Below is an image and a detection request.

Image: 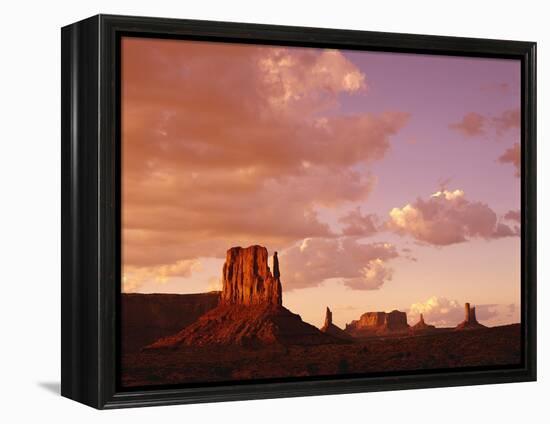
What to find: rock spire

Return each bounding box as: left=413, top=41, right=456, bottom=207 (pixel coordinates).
left=411, top=312, right=436, bottom=333
left=455, top=302, right=486, bottom=330
left=320, top=306, right=353, bottom=340
left=324, top=306, right=333, bottom=328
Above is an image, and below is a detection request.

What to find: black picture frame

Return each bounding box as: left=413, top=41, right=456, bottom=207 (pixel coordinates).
left=61, top=14, right=537, bottom=409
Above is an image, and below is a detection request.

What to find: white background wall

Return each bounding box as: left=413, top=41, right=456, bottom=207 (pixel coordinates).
left=1, top=0, right=546, bottom=421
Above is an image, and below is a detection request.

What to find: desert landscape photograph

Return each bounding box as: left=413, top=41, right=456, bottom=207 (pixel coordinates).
left=120, top=36, right=521, bottom=388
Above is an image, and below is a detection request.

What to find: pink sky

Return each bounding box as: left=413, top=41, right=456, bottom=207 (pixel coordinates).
left=121, top=37, right=521, bottom=328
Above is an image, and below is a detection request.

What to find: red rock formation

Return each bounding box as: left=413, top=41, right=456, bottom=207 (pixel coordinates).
left=273, top=251, right=280, bottom=279
left=320, top=307, right=354, bottom=340
left=221, top=246, right=282, bottom=306
left=147, top=303, right=338, bottom=347
left=146, top=246, right=340, bottom=348
left=471, top=306, right=477, bottom=322
left=324, top=306, right=333, bottom=328
left=345, top=310, right=409, bottom=337
left=455, top=302, right=486, bottom=330
left=410, top=313, right=436, bottom=333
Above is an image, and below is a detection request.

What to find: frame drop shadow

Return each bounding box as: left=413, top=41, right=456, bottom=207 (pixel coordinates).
left=37, top=381, right=60, bottom=395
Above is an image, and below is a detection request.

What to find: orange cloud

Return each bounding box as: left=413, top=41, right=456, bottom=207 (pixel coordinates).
left=338, top=207, right=379, bottom=236
left=123, top=259, right=201, bottom=292
left=450, top=108, right=520, bottom=139
left=504, top=209, right=521, bottom=222
left=122, top=38, right=410, bottom=271
left=498, top=143, right=520, bottom=177
left=259, top=48, right=367, bottom=112
left=123, top=166, right=376, bottom=267
left=449, top=112, right=486, bottom=137
left=280, top=237, right=398, bottom=290
left=388, top=189, right=518, bottom=245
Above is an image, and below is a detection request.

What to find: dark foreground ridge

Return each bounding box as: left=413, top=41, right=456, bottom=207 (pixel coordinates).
left=121, top=292, right=220, bottom=352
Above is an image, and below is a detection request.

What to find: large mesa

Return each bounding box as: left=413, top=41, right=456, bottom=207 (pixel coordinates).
left=345, top=310, right=409, bottom=337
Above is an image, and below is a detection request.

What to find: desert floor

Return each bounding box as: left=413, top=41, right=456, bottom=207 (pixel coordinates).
left=121, top=324, right=521, bottom=388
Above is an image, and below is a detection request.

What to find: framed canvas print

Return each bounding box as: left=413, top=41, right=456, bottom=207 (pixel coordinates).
left=61, top=14, right=536, bottom=409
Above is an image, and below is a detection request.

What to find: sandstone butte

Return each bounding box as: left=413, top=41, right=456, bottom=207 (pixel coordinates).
left=345, top=310, right=410, bottom=337
left=145, top=245, right=342, bottom=349
left=220, top=246, right=282, bottom=306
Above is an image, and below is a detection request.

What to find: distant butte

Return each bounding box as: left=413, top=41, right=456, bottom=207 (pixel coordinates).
left=145, top=245, right=342, bottom=348
left=345, top=310, right=410, bottom=337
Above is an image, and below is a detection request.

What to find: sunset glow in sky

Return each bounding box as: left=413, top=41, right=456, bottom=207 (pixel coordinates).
left=122, top=37, right=521, bottom=328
